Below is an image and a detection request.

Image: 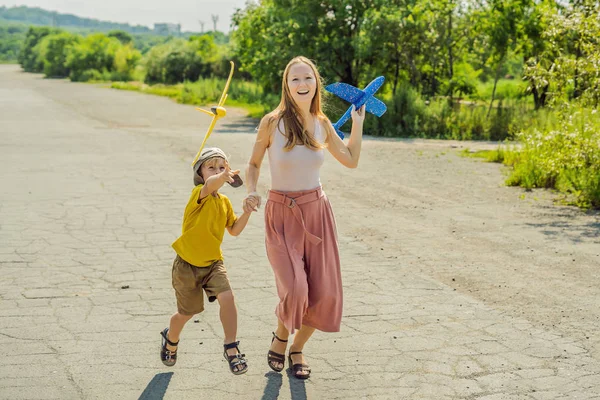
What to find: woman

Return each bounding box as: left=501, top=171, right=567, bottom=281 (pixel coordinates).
left=243, top=56, right=365, bottom=379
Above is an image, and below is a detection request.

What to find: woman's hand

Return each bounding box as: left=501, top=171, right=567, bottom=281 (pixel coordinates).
left=351, top=104, right=366, bottom=125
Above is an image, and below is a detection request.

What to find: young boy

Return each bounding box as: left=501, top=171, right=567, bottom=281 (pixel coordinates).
left=160, top=147, right=257, bottom=375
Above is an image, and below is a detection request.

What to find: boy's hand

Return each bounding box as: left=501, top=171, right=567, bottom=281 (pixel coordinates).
left=219, top=165, right=240, bottom=186
left=243, top=195, right=258, bottom=213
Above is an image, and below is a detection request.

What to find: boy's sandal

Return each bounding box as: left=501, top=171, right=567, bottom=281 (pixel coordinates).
left=288, top=351, right=311, bottom=379
left=267, top=332, right=288, bottom=372
left=223, top=341, right=248, bottom=375
left=160, top=327, right=179, bottom=367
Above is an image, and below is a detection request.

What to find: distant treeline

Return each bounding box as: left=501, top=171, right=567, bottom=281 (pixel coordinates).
left=17, top=26, right=235, bottom=84
left=0, top=6, right=154, bottom=34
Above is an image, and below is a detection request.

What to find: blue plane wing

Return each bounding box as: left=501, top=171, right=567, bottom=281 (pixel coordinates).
left=325, top=83, right=364, bottom=104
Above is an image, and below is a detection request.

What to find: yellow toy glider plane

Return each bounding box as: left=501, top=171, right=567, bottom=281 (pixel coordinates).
left=191, top=60, right=235, bottom=166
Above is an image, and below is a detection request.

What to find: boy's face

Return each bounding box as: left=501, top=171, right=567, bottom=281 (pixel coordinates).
left=199, top=157, right=227, bottom=183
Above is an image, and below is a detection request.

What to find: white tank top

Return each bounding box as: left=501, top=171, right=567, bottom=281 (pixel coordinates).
left=267, top=117, right=325, bottom=191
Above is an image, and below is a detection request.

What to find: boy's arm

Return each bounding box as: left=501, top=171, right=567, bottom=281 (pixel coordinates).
left=227, top=211, right=252, bottom=236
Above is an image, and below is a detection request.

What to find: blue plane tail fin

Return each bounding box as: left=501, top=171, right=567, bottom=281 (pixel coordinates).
left=365, top=96, right=387, bottom=117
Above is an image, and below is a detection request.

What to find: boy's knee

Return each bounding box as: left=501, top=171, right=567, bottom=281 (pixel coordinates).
left=175, top=312, right=195, bottom=321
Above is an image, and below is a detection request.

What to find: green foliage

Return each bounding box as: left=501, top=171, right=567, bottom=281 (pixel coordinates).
left=470, top=79, right=528, bottom=101
left=108, top=30, right=133, bottom=44
left=0, top=23, right=27, bottom=62
left=111, top=81, right=181, bottom=98
left=504, top=107, right=600, bottom=208
left=471, top=106, right=600, bottom=209
left=64, top=33, right=140, bottom=82
left=38, top=32, right=79, bottom=77
left=130, top=34, right=172, bottom=54
left=356, top=83, right=550, bottom=140
left=523, top=1, right=600, bottom=109
left=111, top=78, right=275, bottom=118
left=18, top=26, right=58, bottom=72
left=144, top=39, right=199, bottom=84
left=142, top=36, right=223, bottom=84
left=442, top=63, right=481, bottom=99
left=180, top=78, right=279, bottom=112
left=232, top=0, right=377, bottom=92
left=65, top=33, right=120, bottom=81
left=112, top=43, right=141, bottom=81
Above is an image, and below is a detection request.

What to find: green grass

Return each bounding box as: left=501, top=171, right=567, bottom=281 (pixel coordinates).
left=461, top=148, right=506, bottom=163
left=110, top=79, right=273, bottom=117
left=469, top=79, right=529, bottom=101
left=111, top=81, right=181, bottom=98
left=462, top=107, right=600, bottom=209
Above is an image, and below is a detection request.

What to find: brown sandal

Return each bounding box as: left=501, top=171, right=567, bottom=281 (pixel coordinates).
left=288, top=351, right=311, bottom=379
left=267, top=332, right=287, bottom=372
left=160, top=327, right=179, bottom=367
left=223, top=341, right=248, bottom=375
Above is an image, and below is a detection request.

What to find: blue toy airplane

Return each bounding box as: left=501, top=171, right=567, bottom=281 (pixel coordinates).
left=325, top=76, right=387, bottom=139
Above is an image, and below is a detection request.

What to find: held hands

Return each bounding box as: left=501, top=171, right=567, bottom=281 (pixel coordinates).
left=243, top=192, right=261, bottom=214
left=351, top=104, right=366, bottom=124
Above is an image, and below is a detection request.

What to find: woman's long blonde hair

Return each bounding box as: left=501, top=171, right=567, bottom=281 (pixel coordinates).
left=269, top=56, right=332, bottom=151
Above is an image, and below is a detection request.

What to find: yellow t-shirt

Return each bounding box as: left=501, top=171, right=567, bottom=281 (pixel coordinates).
left=172, top=185, right=237, bottom=267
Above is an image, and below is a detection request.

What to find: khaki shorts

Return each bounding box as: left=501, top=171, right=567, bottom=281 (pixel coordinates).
left=172, top=255, right=231, bottom=315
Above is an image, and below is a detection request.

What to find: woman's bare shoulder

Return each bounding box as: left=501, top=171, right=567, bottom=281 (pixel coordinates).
left=316, top=114, right=335, bottom=141
left=256, top=111, right=280, bottom=146
left=261, top=111, right=280, bottom=128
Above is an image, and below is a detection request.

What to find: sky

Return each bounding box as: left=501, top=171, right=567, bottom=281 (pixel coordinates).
left=0, top=0, right=251, bottom=32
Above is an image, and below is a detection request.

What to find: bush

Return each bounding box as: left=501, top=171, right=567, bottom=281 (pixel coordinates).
left=470, top=79, right=528, bottom=101
left=38, top=32, right=80, bottom=78
left=360, top=83, right=540, bottom=140
left=503, top=107, right=600, bottom=209
left=112, top=43, right=141, bottom=81
left=66, top=33, right=121, bottom=81
left=19, top=26, right=58, bottom=72
left=0, top=24, right=27, bottom=62
left=143, top=38, right=217, bottom=85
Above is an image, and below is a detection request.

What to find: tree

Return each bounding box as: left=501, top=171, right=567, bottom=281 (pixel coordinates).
left=480, top=0, right=531, bottom=117
left=523, top=0, right=600, bottom=108
left=66, top=33, right=121, bottom=81
left=19, top=26, right=59, bottom=72
left=0, top=24, right=27, bottom=62
left=38, top=32, right=80, bottom=77
left=232, top=0, right=377, bottom=92
left=108, top=30, right=133, bottom=45
left=143, top=39, right=209, bottom=84
left=113, top=43, right=141, bottom=81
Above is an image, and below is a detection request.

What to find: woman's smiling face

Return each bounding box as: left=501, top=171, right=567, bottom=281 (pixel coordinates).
left=287, top=62, right=317, bottom=106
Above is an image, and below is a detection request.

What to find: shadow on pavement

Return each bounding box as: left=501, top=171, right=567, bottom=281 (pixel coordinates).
left=215, top=119, right=259, bottom=134
left=524, top=206, right=600, bottom=243
left=287, top=369, right=307, bottom=400
left=139, top=372, right=174, bottom=400
left=261, top=371, right=283, bottom=400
